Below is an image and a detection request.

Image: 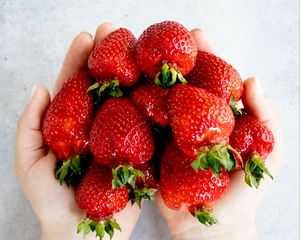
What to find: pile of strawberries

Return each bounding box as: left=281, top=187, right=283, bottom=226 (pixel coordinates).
left=42, top=21, right=275, bottom=239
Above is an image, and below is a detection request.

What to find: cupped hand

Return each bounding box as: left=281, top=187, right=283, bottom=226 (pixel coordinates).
left=14, top=23, right=140, bottom=240
left=156, top=28, right=284, bottom=240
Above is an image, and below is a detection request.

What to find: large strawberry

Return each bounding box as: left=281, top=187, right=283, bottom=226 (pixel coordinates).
left=42, top=70, right=94, bottom=185
left=160, top=140, right=230, bottom=225
left=168, top=84, right=241, bottom=176
left=130, top=81, right=169, bottom=127
left=89, top=98, right=155, bottom=191
left=229, top=113, right=274, bottom=188
left=88, top=28, right=140, bottom=97
left=186, top=51, right=243, bottom=105
left=76, top=162, right=128, bottom=240
left=135, top=21, right=197, bottom=88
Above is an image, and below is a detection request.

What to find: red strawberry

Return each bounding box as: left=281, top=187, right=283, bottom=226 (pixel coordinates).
left=76, top=162, right=128, bottom=239
left=130, top=82, right=169, bottom=127
left=186, top=51, right=243, bottom=106
left=42, top=70, right=94, bottom=184
left=135, top=21, right=197, bottom=88
left=89, top=98, right=155, bottom=190
left=160, top=140, right=230, bottom=225
left=168, top=84, right=240, bottom=176
left=88, top=28, right=140, bottom=97
left=229, top=113, right=274, bottom=188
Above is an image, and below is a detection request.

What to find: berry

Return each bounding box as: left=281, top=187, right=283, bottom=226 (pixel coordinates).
left=135, top=21, right=197, bottom=88
left=229, top=113, right=274, bottom=188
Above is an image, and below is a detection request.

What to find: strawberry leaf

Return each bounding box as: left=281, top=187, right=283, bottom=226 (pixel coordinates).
left=244, top=154, right=273, bottom=188
left=193, top=208, right=218, bottom=226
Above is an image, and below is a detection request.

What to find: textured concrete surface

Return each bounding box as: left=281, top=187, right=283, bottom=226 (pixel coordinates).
left=0, top=0, right=299, bottom=239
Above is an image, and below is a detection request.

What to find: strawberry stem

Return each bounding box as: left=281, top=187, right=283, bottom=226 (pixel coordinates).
left=193, top=208, right=218, bottom=226
left=191, top=144, right=241, bottom=178
left=244, top=154, right=273, bottom=188
left=55, top=155, right=81, bottom=187
left=77, top=217, right=121, bottom=240
left=154, top=63, right=187, bottom=88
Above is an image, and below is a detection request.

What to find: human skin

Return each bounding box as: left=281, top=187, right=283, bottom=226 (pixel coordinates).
left=14, top=24, right=284, bottom=240
left=156, top=29, right=284, bottom=240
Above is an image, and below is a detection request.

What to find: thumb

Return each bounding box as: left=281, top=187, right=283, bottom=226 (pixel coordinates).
left=15, top=84, right=51, bottom=174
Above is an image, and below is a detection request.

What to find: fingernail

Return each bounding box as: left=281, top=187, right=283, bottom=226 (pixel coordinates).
left=30, top=84, right=37, bottom=101
left=255, top=78, right=264, bottom=96
left=80, top=32, right=93, bottom=39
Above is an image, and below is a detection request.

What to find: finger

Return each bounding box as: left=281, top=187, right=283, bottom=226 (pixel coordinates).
left=94, top=22, right=117, bottom=44
left=15, top=84, right=51, bottom=174
left=242, top=77, right=277, bottom=123
left=53, top=32, right=94, bottom=97
left=190, top=28, right=216, bottom=54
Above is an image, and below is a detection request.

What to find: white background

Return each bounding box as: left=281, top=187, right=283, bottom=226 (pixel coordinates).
left=0, top=0, right=299, bottom=239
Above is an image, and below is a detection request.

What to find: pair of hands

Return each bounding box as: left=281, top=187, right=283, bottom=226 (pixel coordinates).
left=15, top=23, right=284, bottom=240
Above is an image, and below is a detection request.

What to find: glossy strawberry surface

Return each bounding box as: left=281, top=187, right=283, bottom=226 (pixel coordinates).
left=230, top=114, right=274, bottom=167
left=168, top=84, right=235, bottom=157
left=130, top=82, right=169, bottom=127
left=160, top=140, right=230, bottom=210
left=75, top=162, right=128, bottom=221
left=89, top=98, right=154, bottom=167
left=186, top=51, right=243, bottom=103
left=42, top=70, right=94, bottom=160
left=88, top=28, right=140, bottom=86
left=135, top=21, right=197, bottom=79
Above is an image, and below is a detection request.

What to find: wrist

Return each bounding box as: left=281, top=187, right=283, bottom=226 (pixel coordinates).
left=173, top=221, right=259, bottom=240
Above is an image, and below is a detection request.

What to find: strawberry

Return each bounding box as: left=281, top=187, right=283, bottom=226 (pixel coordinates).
left=135, top=21, right=197, bottom=88
left=229, top=113, right=274, bottom=188
left=89, top=98, right=155, bottom=190
left=186, top=51, right=243, bottom=115
left=76, top=162, right=128, bottom=239
left=42, top=70, right=94, bottom=185
left=160, top=140, right=230, bottom=225
left=168, top=84, right=241, bottom=176
left=130, top=81, right=169, bottom=127
left=88, top=28, right=140, bottom=97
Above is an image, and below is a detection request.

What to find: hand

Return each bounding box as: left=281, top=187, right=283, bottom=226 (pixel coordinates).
left=156, top=28, right=284, bottom=240
left=14, top=23, right=141, bottom=240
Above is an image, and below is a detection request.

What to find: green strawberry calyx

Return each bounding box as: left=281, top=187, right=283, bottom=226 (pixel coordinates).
left=112, top=165, right=145, bottom=189
left=55, top=155, right=81, bottom=187
left=77, top=217, right=121, bottom=240
left=244, top=154, right=273, bottom=188
left=193, top=207, right=218, bottom=226
left=130, top=187, right=158, bottom=208
left=87, top=80, right=123, bottom=102
left=112, top=165, right=158, bottom=207
left=155, top=63, right=187, bottom=88
left=191, top=144, right=242, bottom=178
left=229, top=95, right=243, bottom=117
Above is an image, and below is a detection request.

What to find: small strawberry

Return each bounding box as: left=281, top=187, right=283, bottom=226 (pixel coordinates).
left=135, top=21, right=197, bottom=88
left=168, top=84, right=241, bottom=176
left=186, top=51, right=243, bottom=114
left=229, top=113, right=274, bottom=188
left=160, top=140, right=230, bottom=225
left=42, top=70, right=94, bottom=185
left=130, top=82, right=169, bottom=127
left=76, top=162, right=128, bottom=240
left=88, top=28, right=140, bottom=97
left=89, top=98, right=155, bottom=190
